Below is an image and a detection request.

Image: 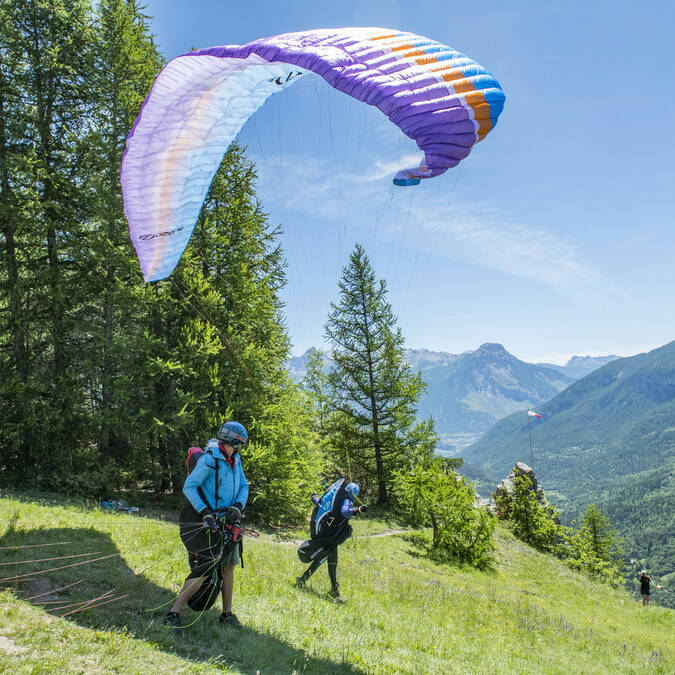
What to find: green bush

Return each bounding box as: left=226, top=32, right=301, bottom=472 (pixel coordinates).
left=393, top=458, right=495, bottom=570
left=494, top=474, right=561, bottom=553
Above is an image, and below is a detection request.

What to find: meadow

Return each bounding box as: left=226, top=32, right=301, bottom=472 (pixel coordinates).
left=0, top=493, right=672, bottom=674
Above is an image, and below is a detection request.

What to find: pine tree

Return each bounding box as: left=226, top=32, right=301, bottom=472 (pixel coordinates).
left=0, top=2, right=325, bottom=512
left=392, top=457, right=495, bottom=570
left=494, top=474, right=561, bottom=553
left=134, top=144, right=326, bottom=513
left=83, top=0, right=163, bottom=475
left=0, top=0, right=95, bottom=484
left=564, top=503, right=624, bottom=585
left=325, top=244, right=436, bottom=503
left=0, top=0, right=33, bottom=467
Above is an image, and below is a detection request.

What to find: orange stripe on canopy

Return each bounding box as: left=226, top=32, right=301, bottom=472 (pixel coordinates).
left=415, top=55, right=440, bottom=66
left=431, top=65, right=467, bottom=81
left=391, top=43, right=416, bottom=52
left=462, top=91, right=493, bottom=139
left=451, top=79, right=477, bottom=94
left=402, top=48, right=428, bottom=58
left=370, top=33, right=399, bottom=41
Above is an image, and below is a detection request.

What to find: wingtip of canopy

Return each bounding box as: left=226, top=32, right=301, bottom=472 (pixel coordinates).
left=393, top=177, right=420, bottom=186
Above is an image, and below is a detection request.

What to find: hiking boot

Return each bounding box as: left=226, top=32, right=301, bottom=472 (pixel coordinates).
left=295, top=576, right=307, bottom=589
left=219, top=612, right=242, bottom=628
left=329, top=586, right=344, bottom=604
left=163, top=611, right=184, bottom=634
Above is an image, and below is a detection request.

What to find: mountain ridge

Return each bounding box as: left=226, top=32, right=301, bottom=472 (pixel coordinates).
left=287, top=344, right=617, bottom=450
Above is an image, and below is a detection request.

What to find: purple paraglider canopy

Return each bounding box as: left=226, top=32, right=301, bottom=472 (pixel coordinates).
left=121, top=27, right=505, bottom=282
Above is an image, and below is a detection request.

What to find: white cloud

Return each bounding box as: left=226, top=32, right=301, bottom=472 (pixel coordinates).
left=413, top=199, right=624, bottom=295
left=251, top=150, right=623, bottom=297
left=362, top=153, right=425, bottom=182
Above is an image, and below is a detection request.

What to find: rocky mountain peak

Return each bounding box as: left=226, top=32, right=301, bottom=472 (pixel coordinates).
left=473, top=343, right=509, bottom=359
left=566, top=354, right=619, bottom=369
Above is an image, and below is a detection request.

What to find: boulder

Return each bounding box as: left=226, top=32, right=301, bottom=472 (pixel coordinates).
left=494, top=462, right=538, bottom=499
left=473, top=492, right=492, bottom=510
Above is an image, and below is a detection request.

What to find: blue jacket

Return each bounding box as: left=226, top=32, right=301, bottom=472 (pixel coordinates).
left=183, top=439, right=248, bottom=514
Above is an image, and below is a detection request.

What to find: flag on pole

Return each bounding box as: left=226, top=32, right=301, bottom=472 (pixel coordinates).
left=528, top=410, right=542, bottom=418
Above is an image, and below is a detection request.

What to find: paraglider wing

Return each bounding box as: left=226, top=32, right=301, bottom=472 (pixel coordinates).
left=121, top=28, right=505, bottom=282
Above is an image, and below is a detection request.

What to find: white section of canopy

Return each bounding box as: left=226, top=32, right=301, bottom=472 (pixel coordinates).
left=122, top=54, right=306, bottom=281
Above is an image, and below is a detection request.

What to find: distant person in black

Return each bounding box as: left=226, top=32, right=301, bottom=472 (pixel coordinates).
left=640, top=570, right=650, bottom=606
left=639, top=570, right=664, bottom=606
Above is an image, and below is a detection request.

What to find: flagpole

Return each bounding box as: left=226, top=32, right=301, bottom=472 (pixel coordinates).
left=528, top=413, right=534, bottom=469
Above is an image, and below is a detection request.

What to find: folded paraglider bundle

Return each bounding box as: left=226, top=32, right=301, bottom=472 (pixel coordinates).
left=297, top=521, right=352, bottom=564
left=298, top=478, right=354, bottom=563
left=187, top=518, right=243, bottom=611
left=188, top=563, right=223, bottom=612
left=311, top=478, right=350, bottom=538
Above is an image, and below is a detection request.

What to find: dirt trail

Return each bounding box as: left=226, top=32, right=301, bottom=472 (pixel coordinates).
left=252, top=528, right=412, bottom=546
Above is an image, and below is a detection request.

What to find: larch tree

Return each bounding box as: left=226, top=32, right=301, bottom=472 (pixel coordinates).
left=84, top=0, right=164, bottom=472
left=325, top=243, right=436, bottom=503
left=138, top=143, right=325, bottom=512
left=302, top=348, right=331, bottom=436
left=564, top=503, right=625, bottom=585
left=0, top=2, right=325, bottom=517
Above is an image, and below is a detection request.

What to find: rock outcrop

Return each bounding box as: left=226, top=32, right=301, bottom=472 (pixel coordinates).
left=493, top=462, right=554, bottom=517
left=494, top=462, right=541, bottom=498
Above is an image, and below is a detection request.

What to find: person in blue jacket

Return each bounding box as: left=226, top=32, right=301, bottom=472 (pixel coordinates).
left=164, top=421, right=249, bottom=630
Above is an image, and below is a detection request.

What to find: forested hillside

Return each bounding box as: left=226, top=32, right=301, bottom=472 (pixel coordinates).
left=464, top=341, right=675, bottom=604
left=0, top=0, right=324, bottom=521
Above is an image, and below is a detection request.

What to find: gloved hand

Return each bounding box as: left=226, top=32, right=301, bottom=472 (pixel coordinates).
left=311, top=493, right=319, bottom=503
left=225, top=505, right=242, bottom=524
left=201, top=511, right=218, bottom=532
left=357, top=504, right=368, bottom=514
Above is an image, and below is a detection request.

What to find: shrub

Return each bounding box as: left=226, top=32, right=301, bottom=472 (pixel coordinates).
left=393, top=458, right=495, bottom=570
left=494, top=474, right=561, bottom=553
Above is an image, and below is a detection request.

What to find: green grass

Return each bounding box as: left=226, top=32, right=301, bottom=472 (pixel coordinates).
left=0, top=493, right=673, bottom=673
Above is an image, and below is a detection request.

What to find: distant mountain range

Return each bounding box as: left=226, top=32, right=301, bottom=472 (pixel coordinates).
left=536, top=354, right=619, bottom=380
left=287, top=345, right=618, bottom=450
left=414, top=343, right=575, bottom=450
left=463, top=341, right=675, bottom=599
left=286, top=342, right=674, bottom=600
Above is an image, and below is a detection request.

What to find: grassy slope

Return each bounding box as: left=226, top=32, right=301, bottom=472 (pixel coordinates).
left=0, top=494, right=673, bottom=674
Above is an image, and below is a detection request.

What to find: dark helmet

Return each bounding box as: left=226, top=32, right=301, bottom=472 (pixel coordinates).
left=218, top=421, right=248, bottom=451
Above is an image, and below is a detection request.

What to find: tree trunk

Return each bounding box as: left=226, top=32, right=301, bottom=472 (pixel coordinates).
left=361, top=291, right=387, bottom=504
left=430, top=509, right=438, bottom=547
left=157, top=434, right=170, bottom=493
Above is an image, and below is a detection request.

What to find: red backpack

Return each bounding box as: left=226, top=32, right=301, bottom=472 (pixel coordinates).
left=186, top=446, right=204, bottom=474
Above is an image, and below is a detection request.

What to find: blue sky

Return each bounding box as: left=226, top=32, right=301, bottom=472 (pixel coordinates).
left=143, top=0, right=675, bottom=364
